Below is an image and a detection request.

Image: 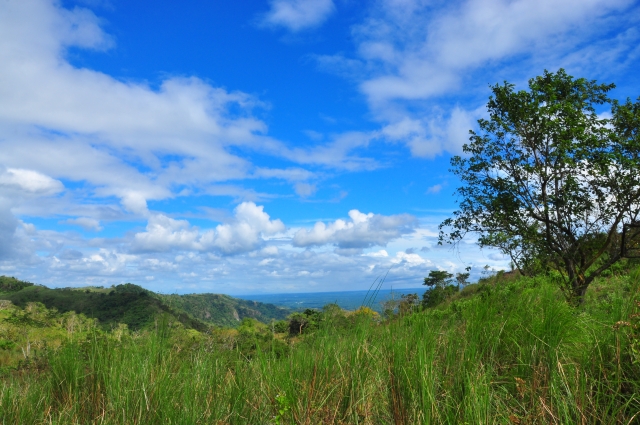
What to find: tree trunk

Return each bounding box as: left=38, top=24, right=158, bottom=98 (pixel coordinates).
left=571, top=273, right=588, bottom=305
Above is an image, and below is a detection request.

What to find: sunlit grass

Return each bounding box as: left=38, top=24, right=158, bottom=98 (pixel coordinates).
left=1, top=272, right=640, bottom=424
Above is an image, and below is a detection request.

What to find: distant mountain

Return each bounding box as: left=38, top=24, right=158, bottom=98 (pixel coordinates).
left=0, top=276, right=290, bottom=330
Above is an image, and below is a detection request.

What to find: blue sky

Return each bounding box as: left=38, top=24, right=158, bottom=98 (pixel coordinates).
left=0, top=0, right=639, bottom=294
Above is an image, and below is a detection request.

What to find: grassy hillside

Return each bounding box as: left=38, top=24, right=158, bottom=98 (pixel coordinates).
left=1, top=270, right=639, bottom=423
left=0, top=277, right=290, bottom=330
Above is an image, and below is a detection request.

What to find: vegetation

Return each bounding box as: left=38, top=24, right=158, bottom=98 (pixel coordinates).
left=440, top=69, right=640, bottom=301
left=0, top=278, right=290, bottom=330
left=421, top=270, right=458, bottom=309
left=159, top=293, right=290, bottom=328
left=1, top=268, right=640, bottom=423
left=0, top=275, right=34, bottom=293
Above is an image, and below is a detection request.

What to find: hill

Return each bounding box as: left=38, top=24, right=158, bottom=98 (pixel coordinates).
left=0, top=277, right=290, bottom=330
left=160, top=293, right=290, bottom=328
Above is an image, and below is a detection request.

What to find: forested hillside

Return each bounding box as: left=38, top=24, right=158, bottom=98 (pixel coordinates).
left=160, top=292, right=290, bottom=328
left=0, top=277, right=289, bottom=330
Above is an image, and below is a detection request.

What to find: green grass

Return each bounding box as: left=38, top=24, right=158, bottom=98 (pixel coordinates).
left=1, top=271, right=640, bottom=424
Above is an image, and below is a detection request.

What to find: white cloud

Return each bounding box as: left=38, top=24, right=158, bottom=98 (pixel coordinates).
left=258, top=131, right=380, bottom=171
left=63, top=217, right=103, bottom=231
left=320, top=0, right=638, bottom=157
left=358, top=0, right=634, bottom=104
left=260, top=245, right=280, bottom=257
left=253, top=167, right=315, bottom=182
left=426, top=184, right=442, bottom=194
left=133, top=215, right=202, bottom=252
left=0, top=167, right=64, bottom=196
left=261, top=0, right=335, bottom=32
left=132, top=202, right=285, bottom=255
left=293, top=209, right=418, bottom=249
left=294, top=182, right=317, bottom=197
left=378, top=105, right=480, bottom=158
left=213, top=202, right=285, bottom=254
left=0, top=0, right=391, bottom=230
left=391, top=251, right=428, bottom=266
left=0, top=0, right=274, bottom=217
left=0, top=203, right=19, bottom=260
left=0, top=209, right=511, bottom=293
left=364, top=249, right=389, bottom=257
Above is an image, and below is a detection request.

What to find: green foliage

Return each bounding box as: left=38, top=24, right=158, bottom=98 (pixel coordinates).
left=272, top=392, right=291, bottom=425
left=422, top=270, right=458, bottom=308
left=399, top=293, right=419, bottom=316
left=0, top=279, right=289, bottom=330
left=1, top=270, right=640, bottom=423
left=0, top=276, right=34, bottom=293
left=0, top=339, right=16, bottom=350
left=159, top=292, right=290, bottom=327
left=441, top=69, right=640, bottom=301
left=422, top=285, right=458, bottom=308
left=288, top=309, right=321, bottom=335
left=272, top=320, right=289, bottom=333
left=455, top=267, right=472, bottom=288
left=423, top=270, right=454, bottom=289
left=0, top=284, right=206, bottom=331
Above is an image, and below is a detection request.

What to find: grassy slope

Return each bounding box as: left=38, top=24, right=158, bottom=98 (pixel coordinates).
left=1, top=271, right=639, bottom=423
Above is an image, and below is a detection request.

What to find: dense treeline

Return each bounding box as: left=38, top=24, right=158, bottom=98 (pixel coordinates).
left=1, top=268, right=639, bottom=423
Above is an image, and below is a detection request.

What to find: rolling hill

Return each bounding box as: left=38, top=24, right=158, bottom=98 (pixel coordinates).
left=0, top=276, right=290, bottom=330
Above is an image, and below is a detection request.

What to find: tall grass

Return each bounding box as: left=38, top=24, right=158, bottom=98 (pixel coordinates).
left=1, top=273, right=639, bottom=424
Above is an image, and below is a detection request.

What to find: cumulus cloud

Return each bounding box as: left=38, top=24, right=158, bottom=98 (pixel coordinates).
left=0, top=167, right=64, bottom=196
left=213, top=202, right=285, bottom=254
left=0, top=0, right=276, bottom=217
left=132, top=202, right=285, bottom=255
left=391, top=251, right=429, bottom=266
left=261, top=0, right=335, bottom=32
left=293, top=209, right=418, bottom=249
left=0, top=209, right=511, bottom=293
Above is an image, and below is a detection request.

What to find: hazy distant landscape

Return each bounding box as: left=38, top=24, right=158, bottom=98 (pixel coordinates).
left=236, top=288, right=426, bottom=313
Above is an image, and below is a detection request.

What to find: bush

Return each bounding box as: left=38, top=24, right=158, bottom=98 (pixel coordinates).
left=422, top=284, right=458, bottom=309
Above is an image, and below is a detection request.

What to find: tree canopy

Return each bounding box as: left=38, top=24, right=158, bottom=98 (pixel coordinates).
left=423, top=270, right=454, bottom=289
left=440, top=69, right=640, bottom=301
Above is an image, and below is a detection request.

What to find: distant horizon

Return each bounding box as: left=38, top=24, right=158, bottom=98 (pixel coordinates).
left=8, top=271, right=499, bottom=297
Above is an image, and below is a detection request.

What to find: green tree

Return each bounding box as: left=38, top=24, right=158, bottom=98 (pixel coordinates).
left=455, top=267, right=471, bottom=290
left=440, top=69, right=640, bottom=302
left=423, top=270, right=454, bottom=289
left=422, top=270, right=456, bottom=309
left=398, top=293, right=419, bottom=316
